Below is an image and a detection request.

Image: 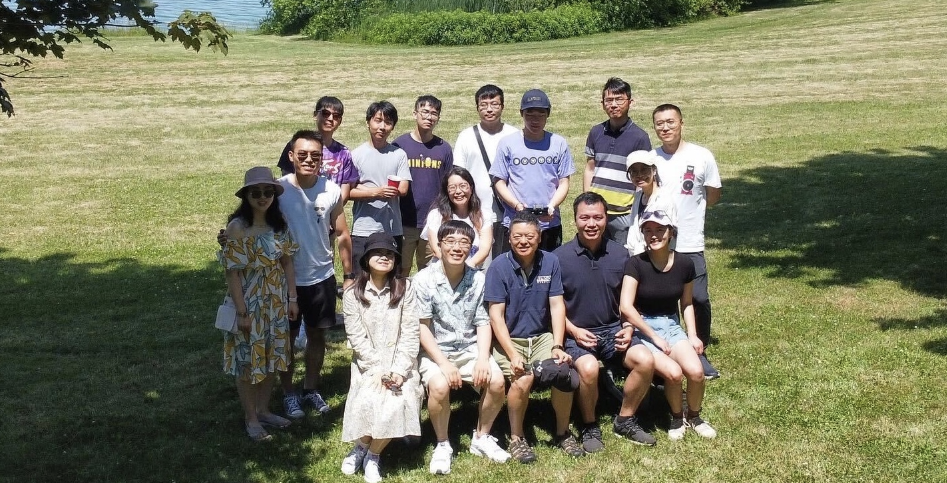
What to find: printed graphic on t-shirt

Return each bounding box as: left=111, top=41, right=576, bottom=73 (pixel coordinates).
left=511, top=155, right=562, bottom=166
left=681, top=165, right=696, bottom=195
left=410, top=157, right=445, bottom=169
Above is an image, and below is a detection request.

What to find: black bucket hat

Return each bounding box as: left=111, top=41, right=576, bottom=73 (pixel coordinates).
left=359, top=232, right=401, bottom=269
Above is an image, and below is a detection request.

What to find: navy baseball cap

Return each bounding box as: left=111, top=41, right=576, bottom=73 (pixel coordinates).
left=520, top=89, right=551, bottom=111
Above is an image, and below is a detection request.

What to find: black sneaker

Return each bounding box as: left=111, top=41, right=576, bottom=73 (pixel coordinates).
left=508, top=438, right=537, bottom=464
left=699, top=354, right=720, bottom=380
left=579, top=424, right=605, bottom=453
left=613, top=416, right=656, bottom=446
left=554, top=431, right=585, bottom=457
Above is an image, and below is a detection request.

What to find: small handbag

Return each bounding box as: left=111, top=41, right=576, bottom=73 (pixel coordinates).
left=215, top=297, right=240, bottom=334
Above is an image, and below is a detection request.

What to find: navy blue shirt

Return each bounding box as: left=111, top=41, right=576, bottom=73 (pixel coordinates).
left=484, top=250, right=565, bottom=338
left=553, top=237, right=629, bottom=329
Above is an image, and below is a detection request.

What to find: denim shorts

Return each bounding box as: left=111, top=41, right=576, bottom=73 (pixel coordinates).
left=636, top=314, right=688, bottom=353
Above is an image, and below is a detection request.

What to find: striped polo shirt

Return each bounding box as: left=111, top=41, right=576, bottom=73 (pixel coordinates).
left=584, top=119, right=652, bottom=215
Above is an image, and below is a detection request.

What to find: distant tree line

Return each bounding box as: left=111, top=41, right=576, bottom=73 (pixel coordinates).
left=261, top=0, right=746, bottom=45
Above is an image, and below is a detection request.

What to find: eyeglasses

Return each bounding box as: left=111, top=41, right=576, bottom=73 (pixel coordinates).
left=654, top=119, right=679, bottom=129
left=417, top=109, right=440, bottom=120
left=248, top=188, right=276, bottom=199
left=629, top=167, right=653, bottom=178
left=477, top=102, right=502, bottom=110
left=294, top=151, right=322, bottom=164
left=440, top=238, right=472, bottom=249
left=319, top=109, right=341, bottom=120
left=447, top=182, right=470, bottom=194
left=602, top=97, right=629, bottom=106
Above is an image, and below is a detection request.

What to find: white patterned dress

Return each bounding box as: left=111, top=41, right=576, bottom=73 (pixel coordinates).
left=341, top=281, right=422, bottom=441
left=219, top=229, right=298, bottom=383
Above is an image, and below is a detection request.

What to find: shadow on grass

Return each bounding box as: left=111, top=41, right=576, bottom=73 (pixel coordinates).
left=712, top=146, right=947, bottom=351
left=742, top=0, right=838, bottom=12
left=0, top=249, right=349, bottom=482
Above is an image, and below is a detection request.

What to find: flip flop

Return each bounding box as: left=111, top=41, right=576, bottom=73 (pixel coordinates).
left=257, top=413, right=292, bottom=429
left=245, top=423, right=273, bottom=442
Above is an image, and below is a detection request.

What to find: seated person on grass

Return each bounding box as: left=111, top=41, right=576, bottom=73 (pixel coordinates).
left=552, top=192, right=657, bottom=452
left=485, top=210, right=580, bottom=462
left=413, top=220, right=511, bottom=475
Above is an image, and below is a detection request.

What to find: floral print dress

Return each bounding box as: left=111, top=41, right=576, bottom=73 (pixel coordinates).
left=220, top=229, right=298, bottom=383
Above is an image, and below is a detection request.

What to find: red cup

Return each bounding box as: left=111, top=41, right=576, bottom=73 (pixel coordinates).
left=387, top=175, right=402, bottom=188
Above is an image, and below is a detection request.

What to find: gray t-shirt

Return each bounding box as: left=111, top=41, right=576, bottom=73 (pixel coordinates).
left=351, top=141, right=412, bottom=237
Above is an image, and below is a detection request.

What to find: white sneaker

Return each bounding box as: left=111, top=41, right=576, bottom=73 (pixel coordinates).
left=429, top=442, right=453, bottom=475
left=687, top=416, right=718, bottom=439
left=341, top=443, right=368, bottom=475
left=469, top=431, right=510, bottom=463
left=668, top=418, right=686, bottom=441
left=362, top=453, right=382, bottom=483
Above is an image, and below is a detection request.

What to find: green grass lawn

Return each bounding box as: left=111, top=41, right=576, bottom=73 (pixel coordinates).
left=2, top=0, right=946, bottom=481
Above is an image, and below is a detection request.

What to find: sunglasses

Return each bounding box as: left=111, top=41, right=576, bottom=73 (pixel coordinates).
left=248, top=188, right=276, bottom=199
left=319, top=109, right=341, bottom=120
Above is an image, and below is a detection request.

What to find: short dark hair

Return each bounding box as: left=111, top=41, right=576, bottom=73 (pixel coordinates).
left=572, top=192, right=607, bottom=217
left=510, top=210, right=541, bottom=231
left=602, top=77, right=632, bottom=99
left=290, top=129, right=324, bottom=150
left=475, top=84, right=504, bottom=106
left=437, top=220, right=475, bottom=244
left=415, top=95, right=442, bottom=112
left=314, top=96, right=344, bottom=116
left=653, top=103, right=682, bottom=120
left=366, top=100, right=399, bottom=126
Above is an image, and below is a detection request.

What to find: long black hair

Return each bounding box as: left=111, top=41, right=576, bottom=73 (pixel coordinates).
left=433, top=166, right=483, bottom=232
left=227, top=193, right=288, bottom=233
left=353, top=249, right=407, bottom=308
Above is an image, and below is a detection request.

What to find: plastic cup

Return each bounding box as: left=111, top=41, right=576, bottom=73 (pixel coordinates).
left=387, top=175, right=402, bottom=188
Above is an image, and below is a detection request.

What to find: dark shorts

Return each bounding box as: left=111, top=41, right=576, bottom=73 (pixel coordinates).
left=565, top=322, right=642, bottom=365
left=289, top=277, right=338, bottom=331
left=351, top=234, right=404, bottom=275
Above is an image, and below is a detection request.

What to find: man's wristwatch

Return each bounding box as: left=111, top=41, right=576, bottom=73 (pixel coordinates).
left=551, top=344, right=564, bottom=351
left=343, top=272, right=356, bottom=280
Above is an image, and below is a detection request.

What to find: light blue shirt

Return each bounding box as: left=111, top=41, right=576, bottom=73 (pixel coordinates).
left=413, top=262, right=488, bottom=355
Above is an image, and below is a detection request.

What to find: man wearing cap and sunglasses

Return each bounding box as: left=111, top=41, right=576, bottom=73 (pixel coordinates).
left=485, top=210, right=579, bottom=462
left=490, top=88, right=575, bottom=253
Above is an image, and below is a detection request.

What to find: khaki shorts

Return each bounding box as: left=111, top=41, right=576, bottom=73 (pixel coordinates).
left=418, top=348, right=503, bottom=389
left=492, top=332, right=554, bottom=377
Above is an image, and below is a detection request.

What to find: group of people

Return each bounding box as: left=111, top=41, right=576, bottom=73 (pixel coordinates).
left=217, top=78, right=723, bottom=482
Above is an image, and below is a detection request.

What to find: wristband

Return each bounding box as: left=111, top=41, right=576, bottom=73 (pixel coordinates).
left=343, top=272, right=356, bottom=280
left=621, top=322, right=633, bottom=329
left=238, top=311, right=248, bottom=318
left=551, top=344, right=564, bottom=351
left=288, top=297, right=298, bottom=302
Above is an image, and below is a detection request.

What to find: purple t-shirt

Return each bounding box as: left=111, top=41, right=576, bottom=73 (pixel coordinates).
left=277, top=139, right=358, bottom=187
left=490, top=131, right=576, bottom=229
left=393, top=133, right=454, bottom=228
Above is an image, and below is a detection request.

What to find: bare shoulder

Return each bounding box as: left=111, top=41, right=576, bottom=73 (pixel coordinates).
left=225, top=218, right=248, bottom=239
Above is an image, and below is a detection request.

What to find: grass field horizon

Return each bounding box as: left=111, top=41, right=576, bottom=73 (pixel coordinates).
left=2, top=0, right=946, bottom=481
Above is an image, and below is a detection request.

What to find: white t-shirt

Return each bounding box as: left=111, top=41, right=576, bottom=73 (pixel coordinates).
left=421, top=209, right=496, bottom=270
left=654, top=142, right=722, bottom=252
left=453, top=123, right=520, bottom=221
left=278, top=175, right=341, bottom=285
left=624, top=187, right=678, bottom=256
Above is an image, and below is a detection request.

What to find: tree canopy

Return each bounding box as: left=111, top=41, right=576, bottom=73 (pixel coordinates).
left=0, top=0, right=231, bottom=117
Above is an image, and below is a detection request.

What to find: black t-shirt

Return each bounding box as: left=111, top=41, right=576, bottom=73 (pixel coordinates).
left=624, top=251, right=696, bottom=317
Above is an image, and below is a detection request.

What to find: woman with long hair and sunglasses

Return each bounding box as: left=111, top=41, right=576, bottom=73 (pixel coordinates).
left=619, top=210, right=717, bottom=441
left=219, top=166, right=299, bottom=442
left=624, top=150, right=677, bottom=256
left=340, top=232, right=421, bottom=483
left=423, top=166, right=494, bottom=269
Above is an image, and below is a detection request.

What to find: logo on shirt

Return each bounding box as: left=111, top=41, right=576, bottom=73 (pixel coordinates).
left=536, top=275, right=551, bottom=284
left=313, top=203, right=327, bottom=224
left=681, top=165, right=696, bottom=195
left=511, top=156, right=559, bottom=166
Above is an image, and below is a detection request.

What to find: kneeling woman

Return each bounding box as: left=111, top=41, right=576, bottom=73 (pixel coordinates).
left=341, top=232, right=422, bottom=483
left=619, top=211, right=717, bottom=440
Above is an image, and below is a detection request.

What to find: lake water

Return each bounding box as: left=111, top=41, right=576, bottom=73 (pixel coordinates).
left=151, top=0, right=270, bottom=29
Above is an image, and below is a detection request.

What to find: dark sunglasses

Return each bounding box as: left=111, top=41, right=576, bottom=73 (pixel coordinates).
left=319, top=109, right=341, bottom=119
left=248, top=188, right=276, bottom=199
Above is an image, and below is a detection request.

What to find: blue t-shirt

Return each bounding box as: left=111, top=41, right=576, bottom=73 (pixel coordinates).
left=489, top=131, right=576, bottom=229
left=484, top=250, right=564, bottom=338
left=393, top=133, right=454, bottom=229
left=553, top=237, right=629, bottom=329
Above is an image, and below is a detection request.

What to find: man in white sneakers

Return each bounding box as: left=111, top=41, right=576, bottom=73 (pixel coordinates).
left=414, top=220, right=511, bottom=475
left=652, top=104, right=723, bottom=379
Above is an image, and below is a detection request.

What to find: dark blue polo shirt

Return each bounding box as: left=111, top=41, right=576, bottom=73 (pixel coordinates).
left=553, top=237, right=629, bottom=329
left=484, top=250, right=565, bottom=338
